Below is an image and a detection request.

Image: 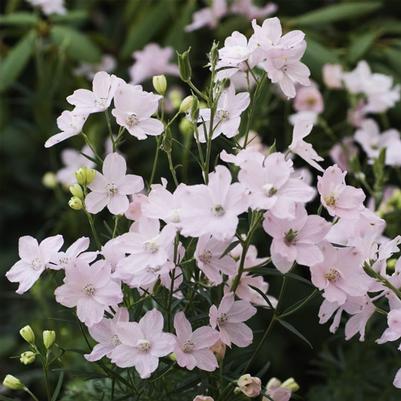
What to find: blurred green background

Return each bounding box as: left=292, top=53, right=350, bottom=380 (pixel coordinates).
left=1, top=0, right=401, bottom=399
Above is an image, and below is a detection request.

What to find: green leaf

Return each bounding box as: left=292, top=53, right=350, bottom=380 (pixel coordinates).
left=121, top=1, right=171, bottom=59
left=51, top=371, right=65, bottom=401
left=288, top=2, right=382, bottom=26
left=277, top=319, right=313, bottom=348
left=348, top=31, right=377, bottom=63
left=50, top=10, right=88, bottom=23
left=0, top=11, right=38, bottom=26
left=219, top=240, right=240, bottom=259
left=0, top=30, right=36, bottom=92
left=50, top=25, right=101, bottom=63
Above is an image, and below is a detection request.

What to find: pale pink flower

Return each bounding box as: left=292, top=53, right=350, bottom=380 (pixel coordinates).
left=318, top=299, right=344, bottom=334
left=377, top=308, right=401, bottom=344
left=344, top=296, right=375, bottom=341
left=51, top=237, right=97, bottom=271
left=220, top=147, right=265, bottom=168
left=309, top=243, right=372, bottom=305
left=293, top=84, right=324, bottom=113
left=55, top=260, right=123, bottom=327
left=264, top=378, right=292, bottom=401
left=112, top=83, right=163, bottom=140
left=85, top=152, right=144, bottom=215
left=44, top=109, right=88, bottom=148
left=28, top=0, right=65, bottom=15
left=194, top=235, right=237, bottom=285
left=289, top=117, right=324, bottom=172
left=394, top=368, right=401, bottom=389
left=289, top=110, right=318, bottom=127
left=129, top=44, right=179, bottom=84
left=74, top=54, right=116, bottom=80
left=193, top=396, right=214, bottom=401
left=238, top=152, right=314, bottom=218
left=198, top=85, right=250, bottom=142
left=6, top=235, right=63, bottom=294
left=209, top=292, right=256, bottom=347
left=111, top=309, right=175, bottom=378
left=317, top=165, right=365, bottom=218
left=185, top=0, right=227, bottom=32
left=67, top=71, right=122, bottom=114
left=56, top=145, right=95, bottom=186
left=263, top=204, right=330, bottom=273
left=180, top=166, right=248, bottom=240
left=347, top=100, right=366, bottom=127
left=85, top=307, right=129, bottom=362
left=329, top=138, right=358, bottom=171
left=125, top=194, right=149, bottom=221
left=237, top=374, right=262, bottom=397
left=322, top=64, right=343, bottom=89
left=173, top=312, right=219, bottom=371
left=231, top=0, right=277, bottom=20
left=100, top=238, right=125, bottom=273
left=355, top=119, right=401, bottom=166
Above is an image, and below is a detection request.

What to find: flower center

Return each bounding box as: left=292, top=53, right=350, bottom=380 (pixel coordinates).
left=95, top=97, right=108, bottom=109
left=211, top=204, right=225, bottom=217
left=58, top=256, right=69, bottom=267
left=182, top=340, right=195, bottom=353
left=83, top=284, right=96, bottom=296
left=127, top=113, right=139, bottom=128
left=199, top=250, right=213, bottom=265
left=137, top=339, right=151, bottom=352
left=324, top=268, right=341, bottom=283
left=217, top=313, right=229, bottom=326
left=144, top=240, right=159, bottom=254
left=306, top=97, right=317, bottom=107
left=216, top=109, right=230, bottom=121
left=324, top=195, right=336, bottom=207
left=284, top=229, right=297, bottom=245
left=111, top=335, right=121, bottom=346
left=106, top=183, right=118, bottom=197
left=31, top=257, right=43, bottom=271
left=262, top=184, right=277, bottom=197
left=169, top=209, right=181, bottom=223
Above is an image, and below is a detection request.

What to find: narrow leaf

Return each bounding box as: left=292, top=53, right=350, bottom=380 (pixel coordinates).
left=277, top=319, right=313, bottom=348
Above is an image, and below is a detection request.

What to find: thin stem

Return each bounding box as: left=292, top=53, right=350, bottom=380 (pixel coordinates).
left=112, top=215, right=120, bottom=239
left=84, top=209, right=101, bottom=249
left=278, top=289, right=319, bottom=319
left=167, top=150, right=179, bottom=187
left=149, top=136, right=161, bottom=187
left=24, top=387, right=41, bottom=401
left=82, top=132, right=103, bottom=164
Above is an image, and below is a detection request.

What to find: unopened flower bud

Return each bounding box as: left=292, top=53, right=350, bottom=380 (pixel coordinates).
left=387, top=258, right=397, bottom=271
left=69, top=196, right=83, bottom=210
left=266, top=377, right=282, bottom=390
left=177, top=48, right=192, bottom=82
left=281, top=377, right=299, bottom=392
left=193, top=396, right=214, bottom=401
left=153, top=75, right=167, bottom=95
left=168, top=353, right=177, bottom=362
left=179, top=118, right=194, bottom=136
left=179, top=96, right=194, bottom=113
left=42, top=172, right=57, bottom=188
left=236, top=374, right=262, bottom=398
left=210, top=339, right=226, bottom=361
left=169, top=88, right=183, bottom=109
left=43, top=330, right=56, bottom=349
left=20, top=351, right=36, bottom=365
left=69, top=184, right=84, bottom=199
left=75, top=167, right=96, bottom=186
left=19, top=325, right=35, bottom=345
left=3, top=374, right=25, bottom=390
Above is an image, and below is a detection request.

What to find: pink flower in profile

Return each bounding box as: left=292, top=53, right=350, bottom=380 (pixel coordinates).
left=85, top=152, right=144, bottom=215
left=6, top=235, right=63, bottom=294
left=309, top=243, right=371, bottom=305
left=377, top=309, right=401, bottom=344
left=329, top=138, right=358, bottom=171
left=125, top=194, right=149, bottom=221
left=263, top=204, right=330, bottom=273
left=85, top=307, right=129, bottom=362
left=180, top=166, right=248, bottom=241
left=231, top=0, right=277, bottom=20
left=293, top=84, right=324, bottom=113
left=198, top=85, right=250, bottom=142
left=289, top=118, right=324, bottom=172
left=317, top=165, right=365, bottom=218
left=55, top=261, right=123, bottom=327
left=322, top=64, right=343, bottom=89
left=264, top=379, right=292, bottom=401
left=194, top=235, right=237, bottom=285
left=185, top=0, right=227, bottom=32
left=209, top=292, right=256, bottom=347
left=112, top=83, right=163, bottom=140
left=111, top=309, right=175, bottom=378
left=173, top=312, right=219, bottom=371
left=129, top=44, right=179, bottom=84
left=67, top=71, right=122, bottom=114
left=44, top=109, right=88, bottom=148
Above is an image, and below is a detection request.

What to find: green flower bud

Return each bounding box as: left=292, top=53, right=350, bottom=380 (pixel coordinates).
left=168, top=352, right=177, bottom=362
left=20, top=351, right=36, bottom=365
left=177, top=48, right=192, bottom=82
left=179, top=118, right=194, bottom=136
left=42, top=172, right=57, bottom=189
left=69, top=184, right=84, bottom=199
left=168, top=88, right=183, bottom=109
left=43, top=330, right=56, bottom=349
left=3, top=374, right=25, bottom=390
left=152, top=75, right=167, bottom=96
left=281, top=378, right=299, bottom=392
left=179, top=96, right=194, bottom=113
left=19, top=325, right=35, bottom=345
left=75, top=167, right=96, bottom=186
left=69, top=196, right=83, bottom=211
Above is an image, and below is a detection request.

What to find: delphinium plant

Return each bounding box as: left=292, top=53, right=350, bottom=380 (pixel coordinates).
left=3, top=6, right=401, bottom=401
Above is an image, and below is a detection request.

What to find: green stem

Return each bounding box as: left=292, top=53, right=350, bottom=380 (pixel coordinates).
left=278, top=289, right=319, bottom=319
left=149, top=136, right=161, bottom=187
left=24, top=387, right=41, bottom=401
left=167, top=150, right=179, bottom=187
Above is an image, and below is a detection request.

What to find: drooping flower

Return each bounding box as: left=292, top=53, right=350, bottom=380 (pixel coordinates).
left=85, top=152, right=144, bottom=215
left=67, top=71, right=122, bottom=114
left=185, top=0, right=227, bottom=31
left=317, top=165, right=365, bottom=218
left=209, top=292, right=256, bottom=347
left=85, top=307, right=129, bottom=362
left=263, top=204, right=330, bottom=273
left=293, top=83, right=324, bottom=114
left=44, top=109, right=88, bottom=148
left=173, top=312, right=219, bottom=371
left=377, top=308, right=401, bottom=344
left=55, top=260, right=123, bottom=327
left=111, top=309, right=175, bottom=378
left=194, top=235, right=237, bottom=285
left=236, top=374, right=262, bottom=398
left=112, top=83, right=163, bottom=140
left=197, top=85, right=250, bottom=142
left=180, top=166, right=248, bottom=240
left=6, top=235, right=63, bottom=294
left=129, top=44, right=179, bottom=84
